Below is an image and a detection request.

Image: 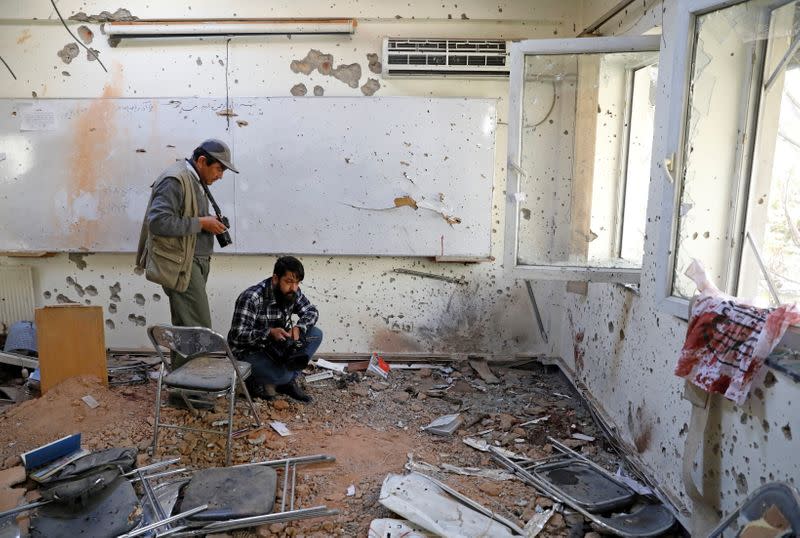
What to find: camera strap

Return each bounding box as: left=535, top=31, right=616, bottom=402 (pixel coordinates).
left=199, top=180, right=224, bottom=220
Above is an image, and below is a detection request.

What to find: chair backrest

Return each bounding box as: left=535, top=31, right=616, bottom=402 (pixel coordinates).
left=147, top=324, right=231, bottom=366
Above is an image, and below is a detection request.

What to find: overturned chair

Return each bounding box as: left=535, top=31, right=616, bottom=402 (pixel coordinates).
left=147, top=324, right=262, bottom=466
left=15, top=449, right=337, bottom=537
left=123, top=454, right=339, bottom=537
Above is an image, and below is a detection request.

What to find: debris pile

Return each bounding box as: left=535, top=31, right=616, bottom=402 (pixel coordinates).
left=0, top=360, right=688, bottom=536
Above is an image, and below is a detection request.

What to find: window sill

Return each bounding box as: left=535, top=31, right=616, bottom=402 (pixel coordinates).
left=512, top=264, right=641, bottom=284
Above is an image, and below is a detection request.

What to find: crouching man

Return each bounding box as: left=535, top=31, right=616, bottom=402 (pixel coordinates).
left=228, top=256, right=321, bottom=403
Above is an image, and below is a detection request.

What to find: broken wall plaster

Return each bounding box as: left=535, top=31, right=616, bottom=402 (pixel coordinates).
left=68, top=8, right=138, bottom=23
left=361, top=78, right=381, bottom=96
left=77, top=26, right=93, bottom=45
left=290, top=83, right=308, bottom=96
left=367, top=53, right=382, bottom=74
left=290, top=49, right=362, bottom=89
left=57, top=43, right=79, bottom=64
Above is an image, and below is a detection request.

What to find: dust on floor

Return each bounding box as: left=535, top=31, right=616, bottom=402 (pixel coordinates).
left=0, top=362, right=641, bottom=537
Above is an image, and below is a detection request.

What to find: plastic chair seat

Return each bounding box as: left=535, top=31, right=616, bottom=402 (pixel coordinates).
left=163, top=355, right=252, bottom=391
left=180, top=466, right=278, bottom=521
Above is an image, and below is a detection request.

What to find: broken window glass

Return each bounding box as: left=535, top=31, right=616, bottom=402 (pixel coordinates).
left=515, top=50, right=658, bottom=270
left=739, top=1, right=800, bottom=306
left=672, top=0, right=799, bottom=304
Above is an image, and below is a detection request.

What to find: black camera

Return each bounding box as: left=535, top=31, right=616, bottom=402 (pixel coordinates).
left=216, top=215, right=232, bottom=248
left=265, top=336, right=309, bottom=371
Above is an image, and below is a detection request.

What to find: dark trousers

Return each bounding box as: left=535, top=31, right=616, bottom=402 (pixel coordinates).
left=163, top=256, right=212, bottom=368
left=240, top=327, right=323, bottom=386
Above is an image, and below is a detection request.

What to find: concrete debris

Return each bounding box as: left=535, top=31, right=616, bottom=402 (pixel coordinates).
left=520, top=415, right=550, bottom=427
left=269, top=421, right=291, bottom=436
left=391, top=391, right=410, bottom=403
left=272, top=399, right=289, bottom=411
left=478, top=481, right=502, bottom=496
left=0, top=466, right=25, bottom=489
left=0, top=346, right=633, bottom=535
left=68, top=8, right=139, bottom=22
left=290, top=83, right=308, bottom=96
left=361, top=78, right=381, bottom=96
left=305, top=371, right=334, bottom=383
left=422, top=413, right=463, bottom=436
left=469, top=358, right=500, bottom=384
left=81, top=394, right=99, bottom=409
left=352, top=385, right=370, bottom=397
left=313, top=358, right=347, bottom=373
left=462, top=437, right=521, bottom=459
left=57, top=43, right=80, bottom=64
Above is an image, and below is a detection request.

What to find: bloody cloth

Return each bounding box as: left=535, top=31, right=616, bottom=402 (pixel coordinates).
left=675, top=262, right=800, bottom=404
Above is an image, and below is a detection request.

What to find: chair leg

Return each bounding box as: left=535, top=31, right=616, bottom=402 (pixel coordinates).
left=152, top=363, right=165, bottom=457
left=237, top=375, right=263, bottom=427
left=226, top=372, right=236, bottom=466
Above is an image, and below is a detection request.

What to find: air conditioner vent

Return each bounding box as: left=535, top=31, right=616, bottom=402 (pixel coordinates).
left=383, top=38, right=510, bottom=78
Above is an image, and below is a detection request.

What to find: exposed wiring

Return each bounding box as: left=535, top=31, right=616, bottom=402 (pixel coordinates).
left=49, top=0, right=107, bottom=73
left=531, top=80, right=556, bottom=128
left=0, top=56, right=16, bottom=80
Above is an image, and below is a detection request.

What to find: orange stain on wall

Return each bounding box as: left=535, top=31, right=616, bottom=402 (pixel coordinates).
left=68, top=65, right=124, bottom=249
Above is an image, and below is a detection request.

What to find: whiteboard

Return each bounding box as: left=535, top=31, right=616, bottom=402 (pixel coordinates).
left=0, top=97, right=496, bottom=256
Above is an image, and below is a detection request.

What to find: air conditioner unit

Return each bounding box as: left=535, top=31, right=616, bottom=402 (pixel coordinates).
left=382, top=38, right=510, bottom=78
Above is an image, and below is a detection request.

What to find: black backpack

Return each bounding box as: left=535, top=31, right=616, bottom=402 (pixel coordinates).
left=39, top=447, right=137, bottom=504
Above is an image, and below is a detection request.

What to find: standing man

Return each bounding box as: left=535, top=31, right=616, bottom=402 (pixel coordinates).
left=228, top=256, right=321, bottom=403
left=137, top=139, right=237, bottom=367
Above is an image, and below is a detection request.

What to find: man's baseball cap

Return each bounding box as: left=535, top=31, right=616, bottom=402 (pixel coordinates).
left=198, top=139, right=239, bottom=173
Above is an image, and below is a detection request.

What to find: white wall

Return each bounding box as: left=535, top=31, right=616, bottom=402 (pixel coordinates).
left=552, top=0, right=800, bottom=522
left=4, top=0, right=798, bottom=526
left=0, top=1, right=578, bottom=353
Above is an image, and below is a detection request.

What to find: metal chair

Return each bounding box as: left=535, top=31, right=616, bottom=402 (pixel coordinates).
left=147, top=324, right=262, bottom=466
left=120, top=454, right=339, bottom=537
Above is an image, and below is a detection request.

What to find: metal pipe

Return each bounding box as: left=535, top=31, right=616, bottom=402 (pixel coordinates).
left=280, top=461, right=290, bottom=512
left=232, top=454, right=335, bottom=468
left=128, top=468, right=188, bottom=483
left=0, top=500, right=50, bottom=520
left=104, top=19, right=356, bottom=37
left=168, top=506, right=340, bottom=536
left=123, top=458, right=181, bottom=477
left=290, top=464, right=297, bottom=511
left=119, top=504, right=208, bottom=538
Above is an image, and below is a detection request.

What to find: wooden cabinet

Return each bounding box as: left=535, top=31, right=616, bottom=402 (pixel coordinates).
left=35, top=305, right=107, bottom=393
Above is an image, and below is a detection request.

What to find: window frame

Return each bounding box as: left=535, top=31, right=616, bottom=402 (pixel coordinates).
left=655, top=0, right=794, bottom=319
left=616, top=61, right=659, bottom=263
left=505, top=35, right=662, bottom=284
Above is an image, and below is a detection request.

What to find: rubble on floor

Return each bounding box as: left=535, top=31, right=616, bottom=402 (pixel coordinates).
left=0, top=360, right=683, bottom=537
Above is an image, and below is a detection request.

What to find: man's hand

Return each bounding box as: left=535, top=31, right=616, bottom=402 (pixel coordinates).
left=291, top=327, right=301, bottom=341
left=269, top=327, right=291, bottom=341
left=199, top=216, right=227, bottom=235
